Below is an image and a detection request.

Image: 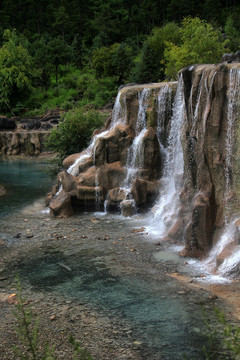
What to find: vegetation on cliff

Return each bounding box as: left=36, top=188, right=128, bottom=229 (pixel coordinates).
left=0, top=0, right=239, bottom=116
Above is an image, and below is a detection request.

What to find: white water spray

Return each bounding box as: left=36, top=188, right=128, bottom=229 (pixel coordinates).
left=124, top=89, right=150, bottom=190
left=149, top=75, right=185, bottom=236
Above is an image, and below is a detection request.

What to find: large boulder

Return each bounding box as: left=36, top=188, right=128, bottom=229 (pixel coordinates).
left=49, top=192, right=74, bottom=217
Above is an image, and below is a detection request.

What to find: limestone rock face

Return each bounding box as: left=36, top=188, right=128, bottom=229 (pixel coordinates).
left=174, top=63, right=240, bottom=256
left=0, top=131, right=48, bottom=155
left=49, top=192, right=74, bottom=217
left=49, top=82, right=177, bottom=216
left=0, top=110, right=61, bottom=155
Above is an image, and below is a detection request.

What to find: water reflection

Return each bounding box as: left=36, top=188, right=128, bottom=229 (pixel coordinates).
left=0, top=156, right=52, bottom=216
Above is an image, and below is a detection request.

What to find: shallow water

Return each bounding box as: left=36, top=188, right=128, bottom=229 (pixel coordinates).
left=16, top=247, right=209, bottom=360
left=0, top=159, right=223, bottom=359
left=0, top=156, right=52, bottom=216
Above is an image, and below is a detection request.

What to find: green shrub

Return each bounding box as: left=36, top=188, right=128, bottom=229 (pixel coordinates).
left=46, top=107, right=106, bottom=158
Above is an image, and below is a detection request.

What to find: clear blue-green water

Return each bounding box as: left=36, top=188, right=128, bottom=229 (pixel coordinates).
left=18, top=250, right=209, bottom=360
left=0, top=156, right=52, bottom=216
left=1, top=158, right=215, bottom=359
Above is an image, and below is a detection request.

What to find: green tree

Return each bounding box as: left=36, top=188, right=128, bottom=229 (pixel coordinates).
left=92, top=42, right=133, bottom=84
left=224, top=15, right=240, bottom=52
left=132, top=22, right=180, bottom=83
left=164, top=17, right=229, bottom=80
left=46, top=107, right=106, bottom=158
left=0, top=29, right=39, bottom=114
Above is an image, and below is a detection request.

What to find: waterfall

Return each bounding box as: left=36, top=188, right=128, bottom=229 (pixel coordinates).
left=202, top=71, right=217, bottom=136
left=67, top=87, right=128, bottom=177
left=95, top=168, right=101, bottom=211
left=124, top=88, right=150, bottom=190
left=149, top=75, right=185, bottom=236
left=111, top=90, right=127, bottom=127
left=190, top=71, right=205, bottom=136
left=194, top=68, right=240, bottom=281
left=156, top=84, right=173, bottom=151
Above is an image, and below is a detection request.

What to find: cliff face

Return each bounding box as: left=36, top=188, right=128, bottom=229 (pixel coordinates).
left=48, top=82, right=177, bottom=216
left=0, top=110, right=61, bottom=156
left=0, top=131, right=49, bottom=155
left=175, top=63, right=240, bottom=259
left=48, top=63, right=240, bottom=273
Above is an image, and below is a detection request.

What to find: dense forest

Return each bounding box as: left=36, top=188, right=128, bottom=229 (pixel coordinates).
left=0, top=0, right=240, bottom=117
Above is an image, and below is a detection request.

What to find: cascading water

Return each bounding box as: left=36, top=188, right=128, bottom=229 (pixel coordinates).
left=149, top=75, right=185, bottom=236
left=156, top=84, right=173, bottom=152
left=191, top=68, right=240, bottom=281
left=190, top=71, right=205, bottom=136
left=111, top=90, right=127, bottom=127
left=95, top=168, right=101, bottom=211
left=202, top=71, right=217, bottom=136
left=68, top=87, right=128, bottom=177
left=124, top=88, right=150, bottom=190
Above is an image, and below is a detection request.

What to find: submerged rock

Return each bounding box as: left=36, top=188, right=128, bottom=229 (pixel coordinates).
left=0, top=185, right=6, bottom=196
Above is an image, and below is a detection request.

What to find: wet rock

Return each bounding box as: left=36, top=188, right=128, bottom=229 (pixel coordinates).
left=0, top=185, right=6, bottom=196
left=49, top=192, right=74, bottom=217
left=120, top=200, right=135, bottom=217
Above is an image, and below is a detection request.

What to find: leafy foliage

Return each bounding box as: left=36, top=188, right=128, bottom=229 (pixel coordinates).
left=92, top=42, right=133, bottom=84
left=224, top=15, right=240, bottom=52
left=0, top=0, right=239, bottom=115
left=164, top=17, right=229, bottom=79
left=132, top=22, right=181, bottom=83
left=0, top=29, right=39, bottom=113
left=46, top=107, right=106, bottom=158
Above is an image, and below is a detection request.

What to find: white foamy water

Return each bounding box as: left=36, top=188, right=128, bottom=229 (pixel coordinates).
left=148, top=75, right=185, bottom=237
left=186, top=220, right=239, bottom=283
left=124, top=88, right=150, bottom=191
left=190, top=70, right=205, bottom=135
left=124, top=128, right=148, bottom=189
left=111, top=90, right=127, bottom=127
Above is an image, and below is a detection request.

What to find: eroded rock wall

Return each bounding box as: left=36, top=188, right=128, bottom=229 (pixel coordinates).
left=175, top=63, right=240, bottom=256
left=48, top=82, right=177, bottom=216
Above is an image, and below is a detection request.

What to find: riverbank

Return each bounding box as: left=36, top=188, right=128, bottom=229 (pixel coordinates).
left=0, top=201, right=239, bottom=359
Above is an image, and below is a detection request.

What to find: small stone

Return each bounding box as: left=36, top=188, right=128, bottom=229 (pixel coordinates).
left=50, top=315, right=56, bottom=321
left=177, top=290, right=186, bottom=295
left=131, top=227, right=145, bottom=233
left=133, top=340, right=142, bottom=345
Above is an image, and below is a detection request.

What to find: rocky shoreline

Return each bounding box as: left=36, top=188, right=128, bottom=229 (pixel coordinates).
left=0, top=200, right=239, bottom=359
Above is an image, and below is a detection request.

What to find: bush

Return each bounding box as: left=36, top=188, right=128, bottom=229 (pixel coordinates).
left=46, top=107, right=106, bottom=158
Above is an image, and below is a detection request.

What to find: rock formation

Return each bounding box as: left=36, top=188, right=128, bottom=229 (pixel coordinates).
left=48, top=63, right=240, bottom=275
left=0, top=110, right=61, bottom=155
left=48, top=82, right=176, bottom=216
left=0, top=185, right=6, bottom=196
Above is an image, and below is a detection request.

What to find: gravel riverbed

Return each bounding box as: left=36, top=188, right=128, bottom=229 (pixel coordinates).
left=0, top=200, right=239, bottom=359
